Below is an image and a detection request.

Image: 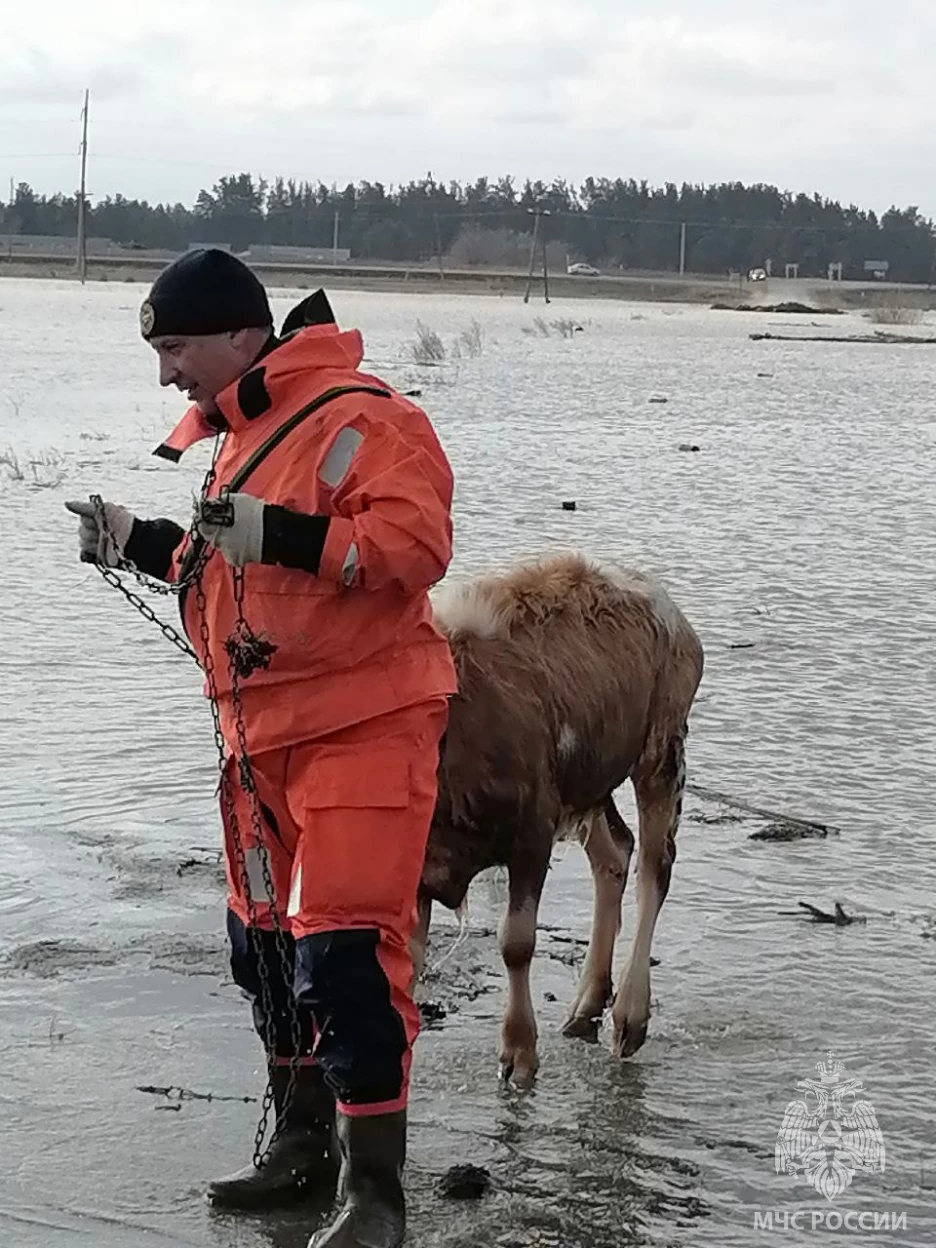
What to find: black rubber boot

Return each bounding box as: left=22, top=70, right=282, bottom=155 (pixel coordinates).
left=208, top=1063, right=338, bottom=1210
left=308, top=1111, right=406, bottom=1248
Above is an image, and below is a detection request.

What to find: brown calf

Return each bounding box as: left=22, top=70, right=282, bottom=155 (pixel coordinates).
left=415, top=554, right=704, bottom=1086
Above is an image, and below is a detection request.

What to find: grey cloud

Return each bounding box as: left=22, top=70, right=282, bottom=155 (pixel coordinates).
left=679, top=60, right=833, bottom=101
left=8, top=0, right=936, bottom=217
left=0, top=49, right=142, bottom=104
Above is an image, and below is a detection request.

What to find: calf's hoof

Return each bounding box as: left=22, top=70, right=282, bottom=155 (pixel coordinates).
left=561, top=1013, right=602, bottom=1044
left=498, top=1048, right=538, bottom=1090
left=612, top=1015, right=648, bottom=1059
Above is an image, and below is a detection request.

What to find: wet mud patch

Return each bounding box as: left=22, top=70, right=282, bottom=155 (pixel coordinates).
left=107, top=846, right=226, bottom=902
left=409, top=1142, right=711, bottom=1248
left=416, top=927, right=501, bottom=1024
left=1, top=933, right=226, bottom=979
left=2, top=938, right=120, bottom=978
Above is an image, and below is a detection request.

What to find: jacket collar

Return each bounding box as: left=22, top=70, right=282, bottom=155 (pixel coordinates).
left=153, top=324, right=365, bottom=460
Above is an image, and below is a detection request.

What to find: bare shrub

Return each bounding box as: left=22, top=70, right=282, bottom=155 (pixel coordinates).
left=24, top=448, right=65, bottom=489
left=531, top=316, right=551, bottom=337
left=866, top=296, right=924, bottom=326
left=30, top=449, right=64, bottom=469
left=0, top=447, right=24, bottom=481
left=457, top=320, right=483, bottom=358
left=550, top=318, right=580, bottom=339
left=29, top=463, right=66, bottom=489
left=411, top=321, right=446, bottom=365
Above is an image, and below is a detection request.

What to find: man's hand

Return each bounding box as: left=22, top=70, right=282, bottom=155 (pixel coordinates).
left=65, top=499, right=136, bottom=566
left=195, top=492, right=266, bottom=567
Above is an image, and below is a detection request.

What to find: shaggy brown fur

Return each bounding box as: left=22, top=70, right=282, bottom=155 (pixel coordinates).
left=415, top=553, right=704, bottom=1086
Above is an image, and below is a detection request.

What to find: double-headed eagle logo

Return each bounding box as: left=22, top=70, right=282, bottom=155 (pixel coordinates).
left=776, top=1054, right=885, bottom=1202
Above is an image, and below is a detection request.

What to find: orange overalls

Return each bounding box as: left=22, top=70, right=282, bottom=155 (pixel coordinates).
left=156, top=324, right=457, bottom=1115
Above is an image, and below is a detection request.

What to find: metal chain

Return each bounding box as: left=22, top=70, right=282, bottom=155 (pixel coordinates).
left=85, top=440, right=304, bottom=1171
left=94, top=564, right=198, bottom=660
left=193, top=565, right=299, bottom=1169
left=223, top=566, right=303, bottom=1164
left=91, top=436, right=223, bottom=599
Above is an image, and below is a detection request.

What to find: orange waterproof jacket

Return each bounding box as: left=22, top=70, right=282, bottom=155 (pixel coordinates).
left=157, top=324, right=457, bottom=754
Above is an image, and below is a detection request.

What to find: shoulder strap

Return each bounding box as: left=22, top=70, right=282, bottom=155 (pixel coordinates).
left=179, top=384, right=390, bottom=583
left=229, top=384, right=390, bottom=493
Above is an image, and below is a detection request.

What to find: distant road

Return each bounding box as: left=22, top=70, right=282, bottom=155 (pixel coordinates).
left=2, top=250, right=933, bottom=306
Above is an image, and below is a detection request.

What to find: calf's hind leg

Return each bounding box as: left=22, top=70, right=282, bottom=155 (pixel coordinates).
left=563, top=795, right=635, bottom=1043
left=611, top=734, right=685, bottom=1058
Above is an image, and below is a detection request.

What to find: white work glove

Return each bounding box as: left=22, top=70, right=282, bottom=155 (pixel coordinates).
left=65, top=499, right=136, bottom=566
left=195, top=492, right=266, bottom=566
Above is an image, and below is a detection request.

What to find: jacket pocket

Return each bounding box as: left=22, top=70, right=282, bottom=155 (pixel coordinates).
left=293, top=749, right=421, bottom=926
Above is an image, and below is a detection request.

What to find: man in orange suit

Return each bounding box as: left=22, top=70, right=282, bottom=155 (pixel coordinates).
left=66, top=249, right=456, bottom=1248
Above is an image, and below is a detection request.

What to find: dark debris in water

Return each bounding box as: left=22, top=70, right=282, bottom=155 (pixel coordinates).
left=788, top=901, right=866, bottom=927
left=419, top=1000, right=448, bottom=1028
left=750, top=821, right=831, bottom=842
left=175, top=850, right=223, bottom=877
left=688, top=811, right=744, bottom=826
left=688, top=782, right=840, bottom=838
left=711, top=301, right=842, bottom=315
left=436, top=1163, right=492, bottom=1200
left=137, top=1083, right=258, bottom=1106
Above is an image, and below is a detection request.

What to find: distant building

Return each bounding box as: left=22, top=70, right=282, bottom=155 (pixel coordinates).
left=244, top=244, right=352, bottom=265
left=0, top=234, right=173, bottom=259
left=186, top=241, right=233, bottom=252
left=863, top=260, right=889, bottom=280
left=0, top=234, right=354, bottom=266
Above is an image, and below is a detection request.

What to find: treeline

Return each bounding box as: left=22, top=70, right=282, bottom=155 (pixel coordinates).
left=2, top=173, right=934, bottom=281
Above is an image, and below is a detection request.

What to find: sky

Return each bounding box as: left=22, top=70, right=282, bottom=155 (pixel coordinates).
left=1, top=0, right=934, bottom=216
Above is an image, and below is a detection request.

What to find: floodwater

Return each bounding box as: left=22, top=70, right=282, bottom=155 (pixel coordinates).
left=1, top=278, right=935, bottom=1247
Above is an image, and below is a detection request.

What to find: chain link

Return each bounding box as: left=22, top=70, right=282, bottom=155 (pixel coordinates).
left=85, top=439, right=303, bottom=1171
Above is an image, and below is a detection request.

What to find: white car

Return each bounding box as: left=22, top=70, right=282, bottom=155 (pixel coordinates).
left=567, top=262, right=600, bottom=276
left=749, top=267, right=767, bottom=282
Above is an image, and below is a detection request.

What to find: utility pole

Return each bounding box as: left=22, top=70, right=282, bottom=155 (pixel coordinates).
left=332, top=209, right=340, bottom=264
left=76, top=89, right=89, bottom=284
left=542, top=233, right=550, bottom=303
left=434, top=213, right=445, bottom=281
left=679, top=221, right=687, bottom=277
left=523, top=203, right=550, bottom=304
